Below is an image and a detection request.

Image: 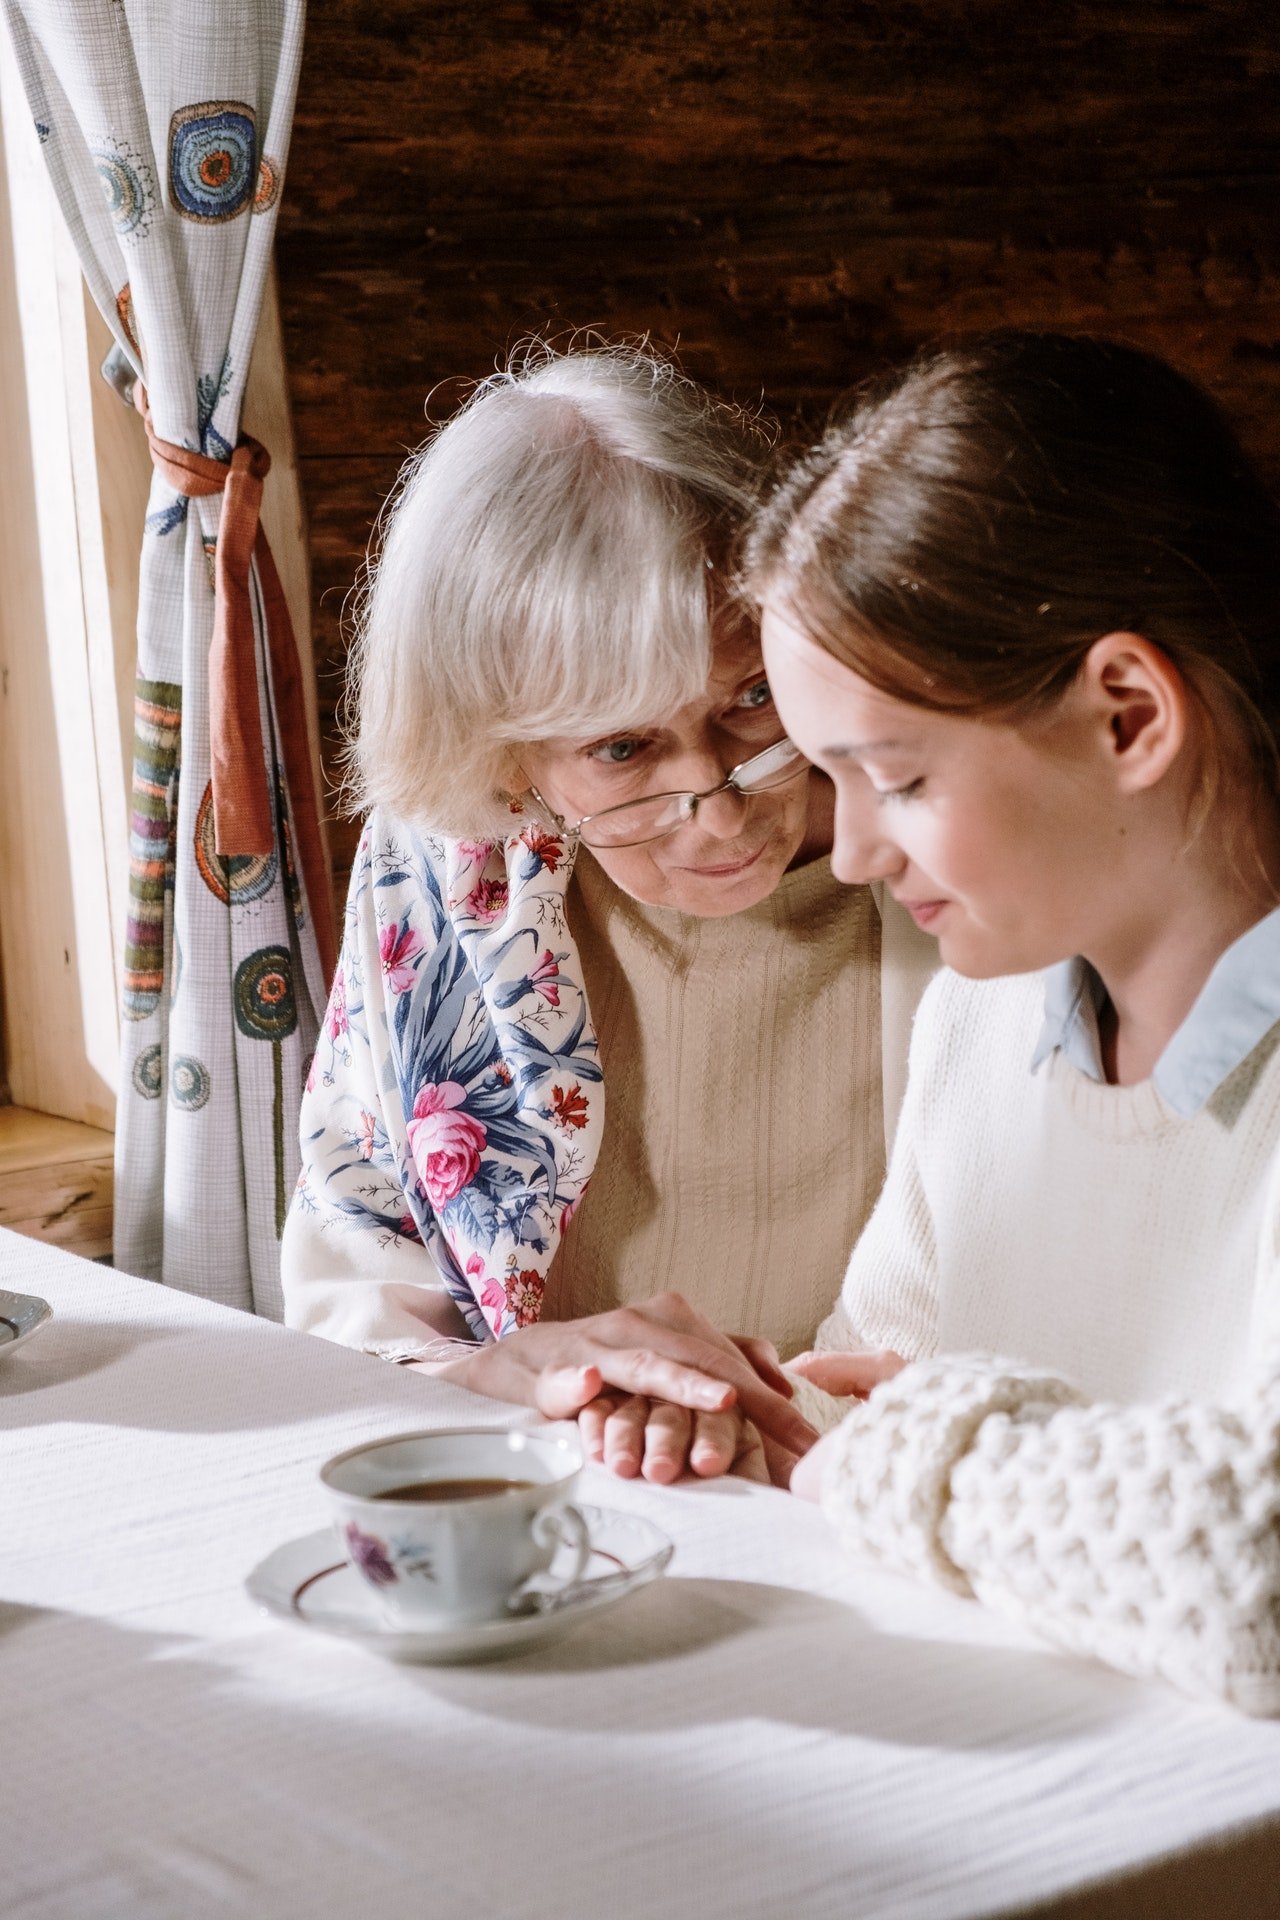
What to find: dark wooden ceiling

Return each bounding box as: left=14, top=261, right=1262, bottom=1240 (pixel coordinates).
left=278, top=1, right=1280, bottom=877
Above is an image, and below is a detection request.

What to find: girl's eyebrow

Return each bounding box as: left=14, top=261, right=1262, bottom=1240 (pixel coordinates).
left=823, top=737, right=915, bottom=760
left=718, top=661, right=768, bottom=693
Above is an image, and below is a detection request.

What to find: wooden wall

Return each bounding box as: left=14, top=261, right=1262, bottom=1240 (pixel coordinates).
left=278, top=1, right=1280, bottom=886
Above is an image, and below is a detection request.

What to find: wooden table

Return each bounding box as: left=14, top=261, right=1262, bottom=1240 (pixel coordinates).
left=4, top=1228, right=1280, bottom=1920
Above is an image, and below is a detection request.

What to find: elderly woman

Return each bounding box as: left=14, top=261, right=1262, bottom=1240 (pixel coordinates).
left=281, top=345, right=934, bottom=1482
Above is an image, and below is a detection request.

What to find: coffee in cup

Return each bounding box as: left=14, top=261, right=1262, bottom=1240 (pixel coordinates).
left=372, top=1478, right=536, bottom=1503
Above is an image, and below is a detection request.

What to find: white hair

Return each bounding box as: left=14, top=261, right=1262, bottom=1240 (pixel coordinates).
left=345, top=343, right=771, bottom=837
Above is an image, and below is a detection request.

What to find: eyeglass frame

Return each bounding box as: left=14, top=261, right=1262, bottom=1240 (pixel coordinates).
left=527, top=735, right=811, bottom=850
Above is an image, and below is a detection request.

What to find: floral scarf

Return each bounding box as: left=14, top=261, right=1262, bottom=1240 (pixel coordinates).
left=293, top=811, right=603, bottom=1341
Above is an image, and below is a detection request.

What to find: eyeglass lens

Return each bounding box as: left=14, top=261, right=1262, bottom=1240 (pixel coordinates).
left=579, top=739, right=809, bottom=849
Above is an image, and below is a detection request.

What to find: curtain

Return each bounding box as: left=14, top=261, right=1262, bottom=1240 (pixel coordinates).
left=3, top=0, right=333, bottom=1317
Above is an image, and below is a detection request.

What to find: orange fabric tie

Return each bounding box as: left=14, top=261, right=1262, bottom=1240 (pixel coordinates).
left=138, top=387, right=335, bottom=981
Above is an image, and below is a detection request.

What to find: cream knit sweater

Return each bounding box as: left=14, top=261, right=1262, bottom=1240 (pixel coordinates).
left=548, top=852, right=886, bottom=1354
left=792, top=968, right=1280, bottom=1714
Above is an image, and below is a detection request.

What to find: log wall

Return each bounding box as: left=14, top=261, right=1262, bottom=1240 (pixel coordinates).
left=278, top=1, right=1280, bottom=883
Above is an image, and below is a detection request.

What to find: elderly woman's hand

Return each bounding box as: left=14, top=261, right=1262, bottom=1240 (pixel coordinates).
left=574, top=1331, right=810, bottom=1486
left=422, top=1292, right=817, bottom=1466
left=576, top=1391, right=772, bottom=1484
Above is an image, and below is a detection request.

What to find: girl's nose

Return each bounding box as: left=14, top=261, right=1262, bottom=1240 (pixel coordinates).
left=832, top=787, right=903, bottom=886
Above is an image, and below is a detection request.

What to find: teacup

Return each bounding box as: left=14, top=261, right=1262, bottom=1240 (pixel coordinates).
left=319, top=1425, right=590, bottom=1628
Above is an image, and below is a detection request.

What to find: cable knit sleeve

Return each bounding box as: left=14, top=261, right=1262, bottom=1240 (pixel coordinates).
left=819, top=1351, right=1280, bottom=1714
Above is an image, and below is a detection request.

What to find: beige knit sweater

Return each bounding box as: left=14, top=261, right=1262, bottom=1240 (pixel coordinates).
left=793, top=967, right=1280, bottom=1714
left=548, top=851, right=887, bottom=1354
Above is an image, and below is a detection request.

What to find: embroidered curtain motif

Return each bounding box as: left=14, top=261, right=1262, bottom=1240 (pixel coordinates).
left=4, top=0, right=329, bottom=1315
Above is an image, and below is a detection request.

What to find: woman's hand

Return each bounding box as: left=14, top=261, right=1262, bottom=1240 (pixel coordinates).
left=576, top=1392, right=771, bottom=1485
left=787, top=1348, right=908, bottom=1396
left=788, top=1348, right=909, bottom=1502
left=790, top=1424, right=844, bottom=1502
left=418, top=1292, right=817, bottom=1464
left=574, top=1333, right=808, bottom=1489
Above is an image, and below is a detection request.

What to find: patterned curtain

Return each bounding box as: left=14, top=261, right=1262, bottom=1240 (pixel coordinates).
left=3, top=0, right=333, bottom=1316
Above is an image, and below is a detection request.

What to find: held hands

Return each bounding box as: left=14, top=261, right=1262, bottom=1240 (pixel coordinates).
left=575, top=1334, right=794, bottom=1486
left=787, top=1347, right=908, bottom=1503
left=786, top=1347, right=909, bottom=1397
left=576, top=1390, right=771, bottom=1484
left=571, top=1338, right=911, bottom=1488
left=424, top=1292, right=817, bottom=1486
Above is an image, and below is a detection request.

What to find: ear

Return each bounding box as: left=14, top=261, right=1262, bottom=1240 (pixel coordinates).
left=1076, top=632, right=1189, bottom=795
left=501, top=757, right=533, bottom=799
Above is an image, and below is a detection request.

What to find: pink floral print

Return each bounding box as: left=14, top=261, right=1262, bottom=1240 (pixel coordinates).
left=379, top=921, right=424, bottom=994
left=407, top=1081, right=488, bottom=1211
left=465, top=876, right=509, bottom=923
left=528, top=950, right=561, bottom=1006
left=326, top=968, right=348, bottom=1040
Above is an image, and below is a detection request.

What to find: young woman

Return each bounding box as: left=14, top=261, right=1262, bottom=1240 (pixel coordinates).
left=282, top=345, right=936, bottom=1486
left=744, top=333, right=1280, bottom=1714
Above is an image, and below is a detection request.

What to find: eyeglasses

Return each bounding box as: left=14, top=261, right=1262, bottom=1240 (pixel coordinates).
left=530, top=736, right=811, bottom=850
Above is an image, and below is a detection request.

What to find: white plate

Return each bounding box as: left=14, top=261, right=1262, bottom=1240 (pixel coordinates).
left=245, top=1503, right=673, bottom=1663
left=0, top=1289, right=52, bottom=1359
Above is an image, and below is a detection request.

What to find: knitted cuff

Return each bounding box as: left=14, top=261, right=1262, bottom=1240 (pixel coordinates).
left=782, top=1368, right=856, bottom=1436
left=819, top=1353, right=1087, bottom=1595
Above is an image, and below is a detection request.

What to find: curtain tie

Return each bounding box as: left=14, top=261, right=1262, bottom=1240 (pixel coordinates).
left=137, top=386, right=335, bottom=980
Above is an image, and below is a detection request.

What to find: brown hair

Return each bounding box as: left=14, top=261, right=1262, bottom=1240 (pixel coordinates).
left=743, top=333, right=1280, bottom=801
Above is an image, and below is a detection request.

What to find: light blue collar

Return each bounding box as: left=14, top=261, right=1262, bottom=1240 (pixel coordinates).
left=1030, top=906, right=1280, bottom=1114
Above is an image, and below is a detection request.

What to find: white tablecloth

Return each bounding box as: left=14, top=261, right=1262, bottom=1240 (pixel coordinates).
left=4, top=1228, right=1280, bottom=1920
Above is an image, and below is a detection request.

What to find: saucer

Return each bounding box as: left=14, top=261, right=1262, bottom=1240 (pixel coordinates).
left=245, top=1503, right=673, bottom=1663
left=0, top=1290, right=52, bottom=1360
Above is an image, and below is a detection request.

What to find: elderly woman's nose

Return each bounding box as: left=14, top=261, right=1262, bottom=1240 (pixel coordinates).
left=695, top=784, right=751, bottom=838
